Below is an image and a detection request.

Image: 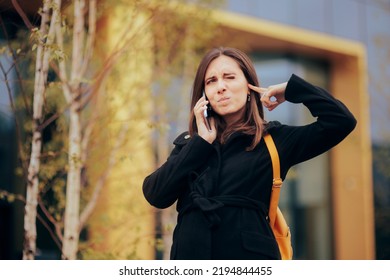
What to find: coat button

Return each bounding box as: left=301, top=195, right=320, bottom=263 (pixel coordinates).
left=184, top=134, right=190, bottom=139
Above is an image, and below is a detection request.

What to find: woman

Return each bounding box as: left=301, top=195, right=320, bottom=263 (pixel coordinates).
left=143, top=47, right=356, bottom=260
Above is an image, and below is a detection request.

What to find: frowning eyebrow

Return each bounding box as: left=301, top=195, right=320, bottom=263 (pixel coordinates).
left=205, top=72, right=236, bottom=82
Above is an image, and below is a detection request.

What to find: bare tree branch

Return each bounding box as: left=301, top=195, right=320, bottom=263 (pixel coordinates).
left=78, top=123, right=129, bottom=232
left=54, top=12, right=72, bottom=103
left=80, top=0, right=96, bottom=78
left=36, top=210, right=63, bottom=253
left=11, top=0, right=34, bottom=29
left=0, top=189, right=64, bottom=255
left=78, top=14, right=155, bottom=110
left=37, top=197, right=64, bottom=241
left=0, top=190, right=26, bottom=204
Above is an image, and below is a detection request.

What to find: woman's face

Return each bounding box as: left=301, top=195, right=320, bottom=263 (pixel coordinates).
left=204, top=55, right=248, bottom=125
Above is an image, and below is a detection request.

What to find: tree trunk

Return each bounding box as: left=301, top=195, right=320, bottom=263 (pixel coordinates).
left=62, top=103, right=82, bottom=259
left=23, top=0, right=58, bottom=260
left=62, top=0, right=85, bottom=260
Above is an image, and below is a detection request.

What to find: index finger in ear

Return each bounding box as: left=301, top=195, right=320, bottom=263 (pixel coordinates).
left=248, top=84, right=260, bottom=90
left=248, top=84, right=267, bottom=93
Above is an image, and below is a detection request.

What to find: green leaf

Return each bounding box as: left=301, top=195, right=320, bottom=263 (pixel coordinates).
left=7, top=194, right=15, bottom=203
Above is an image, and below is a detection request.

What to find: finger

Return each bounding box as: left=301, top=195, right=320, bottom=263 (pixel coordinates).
left=266, top=100, right=279, bottom=111
left=248, top=84, right=267, bottom=94
left=195, top=95, right=207, bottom=106
left=194, top=100, right=208, bottom=112
left=262, top=95, right=278, bottom=109
left=196, top=96, right=206, bottom=105
left=260, top=91, right=273, bottom=106
left=195, top=106, right=208, bottom=120
left=247, top=84, right=258, bottom=90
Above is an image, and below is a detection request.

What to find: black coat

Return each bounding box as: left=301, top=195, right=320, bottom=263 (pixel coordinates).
left=143, top=74, right=356, bottom=260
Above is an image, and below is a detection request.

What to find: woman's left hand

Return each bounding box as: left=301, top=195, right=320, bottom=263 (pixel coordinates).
left=248, top=82, right=287, bottom=111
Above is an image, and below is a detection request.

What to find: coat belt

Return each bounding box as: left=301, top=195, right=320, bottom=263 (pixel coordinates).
left=180, top=192, right=268, bottom=229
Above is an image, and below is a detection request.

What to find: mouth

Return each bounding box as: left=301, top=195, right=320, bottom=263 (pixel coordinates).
left=218, top=97, right=230, bottom=103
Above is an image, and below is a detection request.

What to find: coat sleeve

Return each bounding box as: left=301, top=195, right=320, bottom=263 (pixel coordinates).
left=274, top=74, right=357, bottom=171
left=142, top=132, right=214, bottom=209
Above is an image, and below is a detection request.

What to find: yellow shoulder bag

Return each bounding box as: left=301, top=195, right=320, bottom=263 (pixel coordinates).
left=263, top=133, right=293, bottom=260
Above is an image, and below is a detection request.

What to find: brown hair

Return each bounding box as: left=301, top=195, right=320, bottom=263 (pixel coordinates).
left=188, top=47, right=265, bottom=150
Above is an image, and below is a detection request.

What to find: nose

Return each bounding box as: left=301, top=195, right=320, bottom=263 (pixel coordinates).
left=217, top=80, right=226, bottom=94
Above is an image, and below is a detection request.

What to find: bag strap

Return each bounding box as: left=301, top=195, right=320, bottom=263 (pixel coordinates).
left=263, top=133, right=283, bottom=228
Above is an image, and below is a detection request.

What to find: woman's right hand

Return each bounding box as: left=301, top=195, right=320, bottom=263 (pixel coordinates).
left=194, top=96, right=217, bottom=144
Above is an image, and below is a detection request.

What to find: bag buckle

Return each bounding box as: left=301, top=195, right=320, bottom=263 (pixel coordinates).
left=273, top=178, right=283, bottom=187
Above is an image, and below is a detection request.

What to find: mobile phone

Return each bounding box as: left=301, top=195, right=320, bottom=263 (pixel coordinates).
left=202, top=91, right=212, bottom=131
